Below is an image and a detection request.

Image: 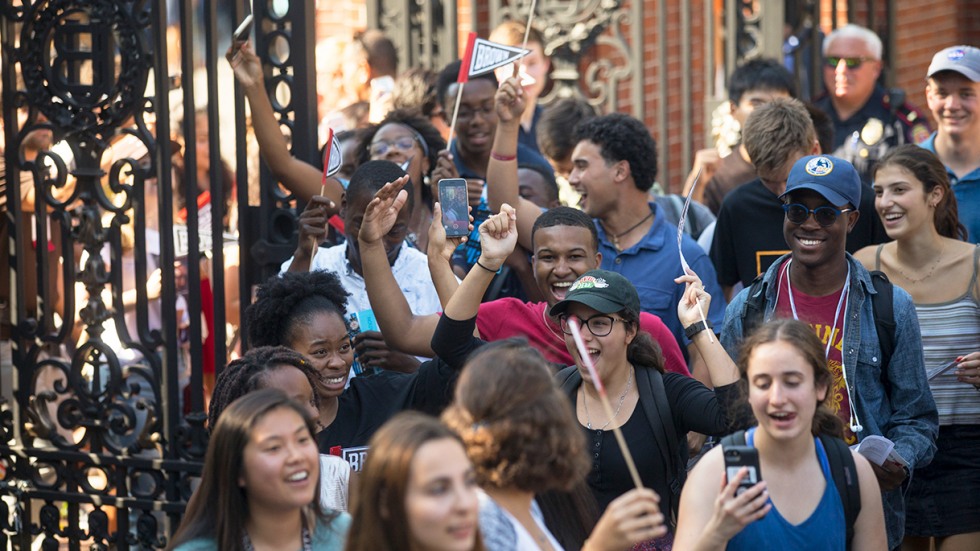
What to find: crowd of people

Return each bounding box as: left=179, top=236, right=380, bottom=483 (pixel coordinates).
left=164, top=20, right=980, bottom=551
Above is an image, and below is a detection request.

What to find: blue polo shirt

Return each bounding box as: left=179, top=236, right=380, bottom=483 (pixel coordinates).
left=597, top=202, right=726, bottom=354
left=921, top=134, right=980, bottom=244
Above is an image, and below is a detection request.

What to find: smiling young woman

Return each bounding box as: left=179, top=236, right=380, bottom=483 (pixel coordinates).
left=168, top=389, right=350, bottom=551
left=344, top=412, right=484, bottom=551
left=854, top=145, right=980, bottom=551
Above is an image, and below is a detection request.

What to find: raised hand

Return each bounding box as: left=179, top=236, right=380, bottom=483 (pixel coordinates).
left=478, top=203, right=518, bottom=268
left=295, top=195, right=336, bottom=259
left=427, top=202, right=473, bottom=263
left=675, top=269, right=712, bottom=328
left=583, top=488, right=667, bottom=551
left=705, top=468, right=770, bottom=543
left=431, top=150, right=460, bottom=186
left=359, top=175, right=410, bottom=244
left=495, top=76, right=526, bottom=125
left=225, top=41, right=263, bottom=89
left=352, top=331, right=421, bottom=374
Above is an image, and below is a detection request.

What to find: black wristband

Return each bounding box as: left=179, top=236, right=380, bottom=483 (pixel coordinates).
left=476, top=260, right=500, bottom=274
left=684, top=320, right=713, bottom=339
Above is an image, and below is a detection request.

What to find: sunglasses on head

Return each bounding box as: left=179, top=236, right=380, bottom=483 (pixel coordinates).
left=825, top=56, right=875, bottom=69
left=782, top=203, right=853, bottom=226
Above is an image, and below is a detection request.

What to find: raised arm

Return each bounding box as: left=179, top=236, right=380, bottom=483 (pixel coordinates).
left=358, top=176, right=439, bottom=357
left=426, top=202, right=471, bottom=309
left=442, top=204, right=518, bottom=320
left=675, top=271, right=739, bottom=388
left=226, top=42, right=343, bottom=206
left=487, top=75, right=540, bottom=251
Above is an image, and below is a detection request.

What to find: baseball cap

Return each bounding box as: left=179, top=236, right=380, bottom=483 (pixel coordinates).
left=549, top=270, right=641, bottom=317
left=927, top=46, right=980, bottom=82
left=780, top=155, right=861, bottom=208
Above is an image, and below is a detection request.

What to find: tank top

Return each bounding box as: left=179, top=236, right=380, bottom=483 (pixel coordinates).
left=876, top=244, right=980, bottom=425
left=726, top=429, right=846, bottom=551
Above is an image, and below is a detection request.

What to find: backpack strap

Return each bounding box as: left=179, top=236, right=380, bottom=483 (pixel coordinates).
left=557, top=365, right=581, bottom=394
left=818, top=434, right=861, bottom=550
left=868, top=270, right=896, bottom=382
left=635, top=369, right=684, bottom=529
left=719, top=430, right=747, bottom=448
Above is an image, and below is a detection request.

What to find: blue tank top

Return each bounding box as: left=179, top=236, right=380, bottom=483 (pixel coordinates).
left=726, top=428, right=846, bottom=551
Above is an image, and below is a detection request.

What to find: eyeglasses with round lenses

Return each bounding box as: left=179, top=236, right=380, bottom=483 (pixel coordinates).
left=368, top=136, right=418, bottom=157
left=558, top=313, right=624, bottom=337
left=824, top=56, right=874, bottom=70
left=782, top=203, right=853, bottom=227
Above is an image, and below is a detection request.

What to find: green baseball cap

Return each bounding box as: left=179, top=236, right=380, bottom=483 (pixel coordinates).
left=549, top=269, right=641, bottom=317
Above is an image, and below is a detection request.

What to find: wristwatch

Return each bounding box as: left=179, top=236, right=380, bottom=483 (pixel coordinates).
left=684, top=320, right=713, bottom=339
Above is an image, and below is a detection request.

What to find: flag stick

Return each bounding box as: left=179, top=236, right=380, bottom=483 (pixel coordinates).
left=676, top=167, right=712, bottom=342
left=309, top=127, right=334, bottom=270
left=445, top=82, right=465, bottom=150
left=568, top=318, right=644, bottom=490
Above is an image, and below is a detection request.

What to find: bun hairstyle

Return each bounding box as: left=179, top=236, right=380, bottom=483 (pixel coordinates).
left=875, top=144, right=968, bottom=241
left=737, top=318, right=844, bottom=438
left=442, top=339, right=590, bottom=494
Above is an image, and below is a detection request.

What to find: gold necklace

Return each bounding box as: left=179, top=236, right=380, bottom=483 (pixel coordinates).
left=583, top=367, right=633, bottom=430
left=895, top=242, right=946, bottom=285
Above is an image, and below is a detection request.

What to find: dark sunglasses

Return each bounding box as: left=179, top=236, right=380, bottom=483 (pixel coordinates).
left=824, top=56, right=874, bottom=69
left=782, top=203, right=853, bottom=227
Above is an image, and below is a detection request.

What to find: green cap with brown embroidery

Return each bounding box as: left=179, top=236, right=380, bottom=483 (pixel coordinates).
left=549, top=269, right=641, bottom=317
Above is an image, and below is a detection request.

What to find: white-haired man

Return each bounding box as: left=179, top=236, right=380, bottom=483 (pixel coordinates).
left=815, top=24, right=930, bottom=182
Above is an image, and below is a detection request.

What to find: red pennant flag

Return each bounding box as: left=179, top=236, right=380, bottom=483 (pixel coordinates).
left=457, top=32, right=477, bottom=84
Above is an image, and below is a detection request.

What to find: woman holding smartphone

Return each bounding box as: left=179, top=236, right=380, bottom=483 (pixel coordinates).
left=673, top=319, right=886, bottom=550
left=854, top=145, right=980, bottom=551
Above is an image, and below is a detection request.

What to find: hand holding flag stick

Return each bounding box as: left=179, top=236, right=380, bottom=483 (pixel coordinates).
left=310, top=128, right=341, bottom=269
left=675, top=168, right=712, bottom=342
left=568, top=318, right=645, bottom=490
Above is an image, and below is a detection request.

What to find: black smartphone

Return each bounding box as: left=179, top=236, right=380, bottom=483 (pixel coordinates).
left=438, top=178, right=469, bottom=237
left=723, top=445, right=762, bottom=496
left=233, top=14, right=253, bottom=42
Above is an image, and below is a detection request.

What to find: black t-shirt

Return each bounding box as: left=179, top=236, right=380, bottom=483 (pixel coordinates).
left=711, top=178, right=888, bottom=289
left=316, top=358, right=459, bottom=470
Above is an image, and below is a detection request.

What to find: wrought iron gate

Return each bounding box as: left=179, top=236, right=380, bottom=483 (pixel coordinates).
left=0, top=0, right=317, bottom=547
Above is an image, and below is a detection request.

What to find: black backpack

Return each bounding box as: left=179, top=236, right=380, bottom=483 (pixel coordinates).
left=743, top=269, right=896, bottom=371
left=556, top=366, right=685, bottom=530
left=721, top=430, right=861, bottom=549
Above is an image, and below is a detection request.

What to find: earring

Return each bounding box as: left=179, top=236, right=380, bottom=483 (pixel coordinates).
left=423, top=174, right=431, bottom=186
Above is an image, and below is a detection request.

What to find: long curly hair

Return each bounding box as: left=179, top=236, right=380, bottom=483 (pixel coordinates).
left=442, top=339, right=590, bottom=493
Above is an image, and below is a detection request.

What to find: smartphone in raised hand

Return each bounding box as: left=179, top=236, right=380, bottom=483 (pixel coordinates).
left=438, top=178, right=470, bottom=237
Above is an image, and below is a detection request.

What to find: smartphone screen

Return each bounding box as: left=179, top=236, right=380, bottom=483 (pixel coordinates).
left=723, top=445, right=762, bottom=496
left=438, top=178, right=469, bottom=237
left=233, top=14, right=253, bottom=42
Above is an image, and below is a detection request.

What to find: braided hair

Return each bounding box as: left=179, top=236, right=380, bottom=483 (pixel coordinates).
left=244, top=271, right=351, bottom=349
left=207, top=346, right=322, bottom=431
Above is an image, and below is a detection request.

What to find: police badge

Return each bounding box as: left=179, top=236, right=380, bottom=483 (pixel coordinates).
left=861, top=118, right=884, bottom=145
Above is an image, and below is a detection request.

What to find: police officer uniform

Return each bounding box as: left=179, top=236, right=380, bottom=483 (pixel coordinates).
left=816, top=85, right=932, bottom=183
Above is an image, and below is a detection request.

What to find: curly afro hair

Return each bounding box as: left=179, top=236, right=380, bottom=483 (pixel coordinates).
left=244, top=271, right=350, bottom=350
left=207, top=346, right=322, bottom=431
left=573, top=113, right=658, bottom=192
left=442, top=339, right=590, bottom=494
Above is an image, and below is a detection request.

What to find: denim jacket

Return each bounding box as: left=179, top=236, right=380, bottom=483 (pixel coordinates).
left=721, top=253, right=939, bottom=549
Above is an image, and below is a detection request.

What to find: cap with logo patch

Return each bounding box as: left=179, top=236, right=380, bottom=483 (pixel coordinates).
left=549, top=269, right=641, bottom=317
left=927, top=45, right=980, bottom=82
left=780, top=155, right=861, bottom=209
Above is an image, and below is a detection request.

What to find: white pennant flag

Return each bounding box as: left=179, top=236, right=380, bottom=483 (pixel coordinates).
left=468, top=38, right=530, bottom=78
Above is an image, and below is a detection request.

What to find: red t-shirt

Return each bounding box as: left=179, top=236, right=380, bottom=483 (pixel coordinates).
left=476, top=298, right=691, bottom=377
left=774, top=263, right=855, bottom=443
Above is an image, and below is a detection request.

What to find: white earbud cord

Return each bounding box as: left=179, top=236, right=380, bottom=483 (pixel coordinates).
left=779, top=260, right=863, bottom=433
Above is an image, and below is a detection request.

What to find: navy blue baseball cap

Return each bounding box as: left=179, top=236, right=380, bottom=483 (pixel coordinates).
left=780, top=155, right=861, bottom=208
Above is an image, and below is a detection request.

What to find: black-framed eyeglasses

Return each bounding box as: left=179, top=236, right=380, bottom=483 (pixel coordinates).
left=824, top=56, right=874, bottom=70
left=782, top=203, right=853, bottom=227
left=368, top=136, right=418, bottom=157
left=558, top=313, right=626, bottom=337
